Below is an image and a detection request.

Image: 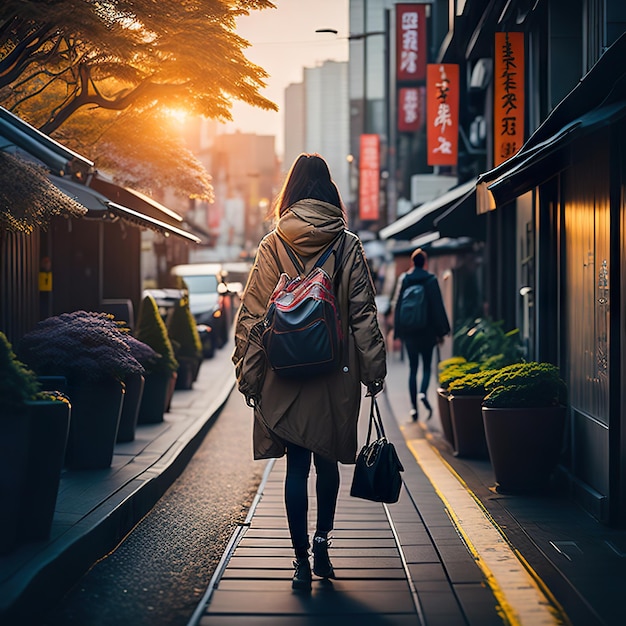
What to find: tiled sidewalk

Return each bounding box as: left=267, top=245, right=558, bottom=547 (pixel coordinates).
left=192, top=430, right=505, bottom=625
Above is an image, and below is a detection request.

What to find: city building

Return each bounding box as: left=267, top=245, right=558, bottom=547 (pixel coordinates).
left=283, top=61, right=350, bottom=213
left=210, top=131, right=280, bottom=259
left=370, top=0, right=626, bottom=525
left=283, top=82, right=305, bottom=175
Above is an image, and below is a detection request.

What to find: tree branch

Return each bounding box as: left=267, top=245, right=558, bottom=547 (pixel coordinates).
left=40, top=72, right=192, bottom=134
left=0, top=21, right=55, bottom=88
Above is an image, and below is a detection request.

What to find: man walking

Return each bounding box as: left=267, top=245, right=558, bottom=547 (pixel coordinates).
left=392, top=248, right=450, bottom=421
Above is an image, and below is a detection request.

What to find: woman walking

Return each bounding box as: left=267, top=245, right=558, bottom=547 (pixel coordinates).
left=232, top=153, right=387, bottom=591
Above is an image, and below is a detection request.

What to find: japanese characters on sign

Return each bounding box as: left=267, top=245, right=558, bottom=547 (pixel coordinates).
left=359, top=134, right=380, bottom=221
left=396, top=4, right=427, bottom=83
left=426, top=64, right=459, bottom=166
left=398, top=86, right=426, bottom=132
left=494, top=32, right=525, bottom=166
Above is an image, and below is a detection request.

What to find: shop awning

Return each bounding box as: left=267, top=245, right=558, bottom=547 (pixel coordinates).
left=380, top=179, right=476, bottom=241
left=89, top=174, right=183, bottom=228
left=52, top=175, right=201, bottom=243
left=433, top=184, right=486, bottom=240
left=477, top=31, right=626, bottom=212
left=0, top=106, right=93, bottom=178
left=106, top=202, right=201, bottom=243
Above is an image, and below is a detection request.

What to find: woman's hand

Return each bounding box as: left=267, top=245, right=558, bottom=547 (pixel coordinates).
left=366, top=379, right=384, bottom=397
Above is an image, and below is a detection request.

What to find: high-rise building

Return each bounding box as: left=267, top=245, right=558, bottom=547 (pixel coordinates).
left=283, top=61, right=350, bottom=206
left=283, top=82, right=305, bottom=174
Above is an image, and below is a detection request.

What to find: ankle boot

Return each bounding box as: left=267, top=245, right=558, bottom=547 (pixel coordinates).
left=312, top=536, right=335, bottom=579
left=292, top=556, right=312, bottom=590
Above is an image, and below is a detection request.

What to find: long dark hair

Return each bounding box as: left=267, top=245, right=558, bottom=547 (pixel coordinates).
left=272, top=153, right=344, bottom=219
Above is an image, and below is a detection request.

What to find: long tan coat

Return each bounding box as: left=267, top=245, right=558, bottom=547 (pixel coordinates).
left=232, top=199, right=387, bottom=464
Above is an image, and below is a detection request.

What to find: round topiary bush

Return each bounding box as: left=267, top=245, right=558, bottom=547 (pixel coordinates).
left=482, top=362, right=567, bottom=408
left=438, top=361, right=481, bottom=390
left=447, top=369, right=499, bottom=397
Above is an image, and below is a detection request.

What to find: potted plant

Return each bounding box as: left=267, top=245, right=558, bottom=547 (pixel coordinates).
left=437, top=358, right=480, bottom=448
left=135, top=294, right=179, bottom=423
left=0, top=332, right=70, bottom=552
left=453, top=317, right=523, bottom=365
left=115, top=325, right=160, bottom=442
left=166, top=292, right=203, bottom=390
left=447, top=368, right=497, bottom=459
left=482, top=362, right=568, bottom=493
left=18, top=311, right=145, bottom=469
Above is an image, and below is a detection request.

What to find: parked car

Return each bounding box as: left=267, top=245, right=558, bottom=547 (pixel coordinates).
left=170, top=263, right=232, bottom=353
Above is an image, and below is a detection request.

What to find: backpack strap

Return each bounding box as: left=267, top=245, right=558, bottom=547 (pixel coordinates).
left=278, top=232, right=345, bottom=279
left=277, top=236, right=305, bottom=275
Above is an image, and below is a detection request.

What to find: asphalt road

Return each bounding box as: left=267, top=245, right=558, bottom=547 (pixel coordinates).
left=40, top=388, right=264, bottom=626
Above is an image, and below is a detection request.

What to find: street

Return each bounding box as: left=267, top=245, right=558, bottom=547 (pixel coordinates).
left=40, top=389, right=263, bottom=626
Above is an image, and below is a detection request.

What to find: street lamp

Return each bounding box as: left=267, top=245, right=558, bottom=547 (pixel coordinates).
left=315, top=28, right=386, bottom=40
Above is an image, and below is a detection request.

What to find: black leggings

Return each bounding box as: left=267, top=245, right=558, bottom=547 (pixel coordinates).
left=284, top=442, right=340, bottom=553
left=404, top=339, right=435, bottom=409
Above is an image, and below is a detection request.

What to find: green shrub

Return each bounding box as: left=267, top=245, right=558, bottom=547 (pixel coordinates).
left=447, top=369, right=499, bottom=396
left=166, top=294, right=202, bottom=361
left=135, top=295, right=178, bottom=373
left=453, top=317, right=523, bottom=365
left=438, top=356, right=467, bottom=374
left=483, top=362, right=567, bottom=408
left=439, top=361, right=481, bottom=390
left=0, top=331, right=41, bottom=413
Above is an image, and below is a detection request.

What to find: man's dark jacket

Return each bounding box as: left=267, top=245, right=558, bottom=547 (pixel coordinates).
left=393, top=268, right=451, bottom=346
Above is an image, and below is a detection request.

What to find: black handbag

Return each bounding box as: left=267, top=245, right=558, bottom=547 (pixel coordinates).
left=350, top=397, right=404, bottom=503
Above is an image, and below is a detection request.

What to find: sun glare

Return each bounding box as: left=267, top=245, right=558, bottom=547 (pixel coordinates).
left=164, top=108, right=189, bottom=124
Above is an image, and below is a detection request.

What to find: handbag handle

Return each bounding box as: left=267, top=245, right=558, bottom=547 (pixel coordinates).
left=365, top=396, right=386, bottom=446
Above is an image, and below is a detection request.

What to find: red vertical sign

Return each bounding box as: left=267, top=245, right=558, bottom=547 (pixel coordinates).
left=396, top=4, right=427, bottom=83
left=398, top=86, right=426, bottom=132
left=426, top=64, right=459, bottom=166
left=359, top=134, right=380, bottom=221
left=494, top=32, right=525, bottom=165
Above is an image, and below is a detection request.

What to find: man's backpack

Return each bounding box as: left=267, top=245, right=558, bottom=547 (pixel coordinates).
left=262, top=234, right=346, bottom=379
left=397, top=278, right=431, bottom=331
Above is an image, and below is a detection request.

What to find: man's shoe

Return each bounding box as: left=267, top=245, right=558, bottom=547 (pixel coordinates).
left=419, top=393, right=433, bottom=420
left=292, top=558, right=312, bottom=590
left=312, top=536, right=336, bottom=578
left=409, top=408, right=418, bottom=422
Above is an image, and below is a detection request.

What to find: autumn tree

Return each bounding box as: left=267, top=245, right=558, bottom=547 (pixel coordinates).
left=0, top=0, right=277, bottom=197
left=0, top=0, right=276, bottom=131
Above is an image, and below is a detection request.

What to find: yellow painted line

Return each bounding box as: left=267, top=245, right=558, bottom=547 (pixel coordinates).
left=405, top=437, right=567, bottom=626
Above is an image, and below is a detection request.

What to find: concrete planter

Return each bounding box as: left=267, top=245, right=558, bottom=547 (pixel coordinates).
left=448, top=394, right=489, bottom=459
left=116, top=374, right=144, bottom=442
left=65, top=378, right=124, bottom=469
left=436, top=388, right=455, bottom=448
left=482, top=405, right=566, bottom=493
left=0, top=400, right=70, bottom=552
left=138, top=370, right=175, bottom=424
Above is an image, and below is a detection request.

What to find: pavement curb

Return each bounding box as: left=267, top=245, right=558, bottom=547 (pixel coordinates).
left=0, top=366, right=235, bottom=624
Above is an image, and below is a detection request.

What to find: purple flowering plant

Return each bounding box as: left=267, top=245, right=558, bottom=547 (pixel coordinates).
left=18, top=311, right=160, bottom=385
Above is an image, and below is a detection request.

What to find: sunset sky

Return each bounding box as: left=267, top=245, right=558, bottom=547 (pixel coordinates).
left=221, top=0, right=349, bottom=157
